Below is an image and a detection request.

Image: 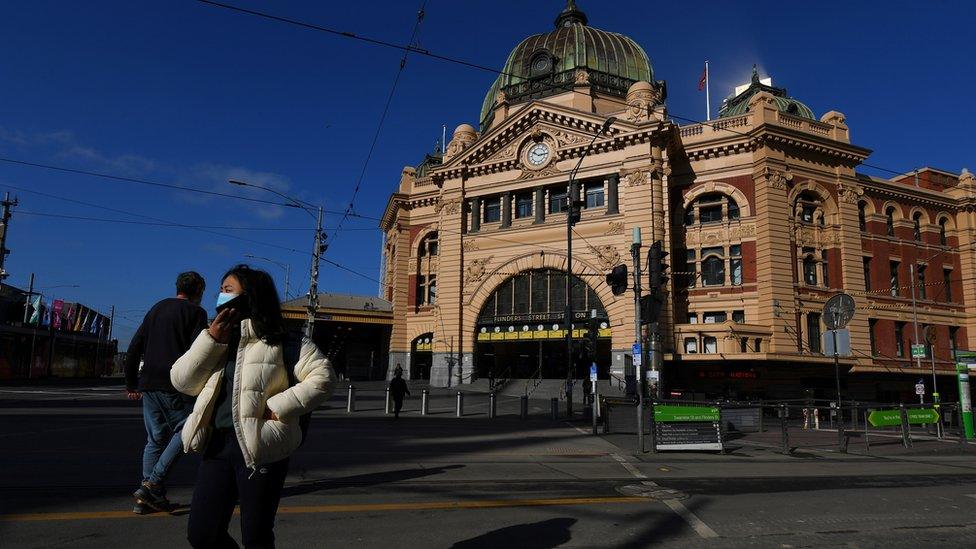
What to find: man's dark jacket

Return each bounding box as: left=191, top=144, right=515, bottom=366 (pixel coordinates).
left=125, top=298, right=208, bottom=392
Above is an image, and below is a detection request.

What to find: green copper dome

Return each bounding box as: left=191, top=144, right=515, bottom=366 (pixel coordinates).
left=718, top=66, right=816, bottom=120
left=479, top=1, right=653, bottom=131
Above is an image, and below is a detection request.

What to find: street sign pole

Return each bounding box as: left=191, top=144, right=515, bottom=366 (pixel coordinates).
left=831, top=312, right=844, bottom=450
left=631, top=228, right=644, bottom=453
left=957, top=363, right=974, bottom=440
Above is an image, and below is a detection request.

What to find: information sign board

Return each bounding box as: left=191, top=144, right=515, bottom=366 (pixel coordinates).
left=867, top=408, right=939, bottom=427
left=653, top=405, right=722, bottom=451
left=911, top=344, right=926, bottom=358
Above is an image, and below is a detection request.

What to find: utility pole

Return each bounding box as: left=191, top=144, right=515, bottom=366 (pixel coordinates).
left=0, top=192, right=18, bottom=280
left=305, top=206, right=324, bottom=339
left=631, top=228, right=644, bottom=452
left=909, top=264, right=923, bottom=374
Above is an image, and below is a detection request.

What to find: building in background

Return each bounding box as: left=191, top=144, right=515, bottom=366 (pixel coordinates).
left=0, top=283, right=115, bottom=379
left=281, top=293, right=391, bottom=381
left=380, top=1, right=975, bottom=402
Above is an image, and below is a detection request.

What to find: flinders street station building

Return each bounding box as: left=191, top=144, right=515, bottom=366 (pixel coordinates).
left=379, top=1, right=975, bottom=402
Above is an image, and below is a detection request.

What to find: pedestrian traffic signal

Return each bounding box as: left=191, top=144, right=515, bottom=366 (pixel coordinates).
left=640, top=293, right=665, bottom=324
left=647, top=240, right=668, bottom=292
left=568, top=184, right=583, bottom=226
left=606, top=264, right=628, bottom=295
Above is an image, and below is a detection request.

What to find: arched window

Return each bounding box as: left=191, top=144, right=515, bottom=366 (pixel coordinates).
left=858, top=201, right=867, bottom=232
left=885, top=207, right=896, bottom=237
left=416, top=232, right=439, bottom=307
left=795, top=191, right=822, bottom=224
left=686, top=193, right=740, bottom=225
left=701, top=256, right=725, bottom=286
left=912, top=212, right=922, bottom=241
left=939, top=218, right=948, bottom=246
left=803, top=255, right=818, bottom=285
left=418, top=232, right=439, bottom=257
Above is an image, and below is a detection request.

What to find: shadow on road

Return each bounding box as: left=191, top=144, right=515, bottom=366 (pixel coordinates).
left=450, top=517, right=577, bottom=548
left=282, top=465, right=464, bottom=497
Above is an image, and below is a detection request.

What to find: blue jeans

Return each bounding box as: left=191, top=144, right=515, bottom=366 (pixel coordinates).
left=141, top=390, right=194, bottom=489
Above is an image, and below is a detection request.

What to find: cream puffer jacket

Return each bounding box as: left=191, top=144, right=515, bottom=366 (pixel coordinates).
left=170, top=319, right=335, bottom=469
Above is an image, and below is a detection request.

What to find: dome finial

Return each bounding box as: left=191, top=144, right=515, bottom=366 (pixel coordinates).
left=555, top=0, right=588, bottom=28
left=751, top=64, right=760, bottom=84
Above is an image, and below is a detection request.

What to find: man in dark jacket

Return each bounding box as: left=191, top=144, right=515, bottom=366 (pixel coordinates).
left=389, top=370, right=410, bottom=419
left=124, top=271, right=207, bottom=514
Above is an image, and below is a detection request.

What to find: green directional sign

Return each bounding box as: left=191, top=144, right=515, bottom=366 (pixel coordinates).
left=654, top=405, right=720, bottom=422
left=911, top=344, right=926, bottom=358
left=868, top=408, right=939, bottom=427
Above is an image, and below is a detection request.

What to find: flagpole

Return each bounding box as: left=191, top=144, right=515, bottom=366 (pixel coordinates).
left=705, top=60, right=711, bottom=121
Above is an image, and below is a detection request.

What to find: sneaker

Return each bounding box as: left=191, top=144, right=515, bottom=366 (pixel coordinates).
left=132, top=502, right=152, bottom=515
left=133, top=481, right=173, bottom=513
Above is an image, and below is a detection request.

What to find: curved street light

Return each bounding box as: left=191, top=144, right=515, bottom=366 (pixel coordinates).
left=565, top=116, right=616, bottom=396
left=229, top=179, right=325, bottom=339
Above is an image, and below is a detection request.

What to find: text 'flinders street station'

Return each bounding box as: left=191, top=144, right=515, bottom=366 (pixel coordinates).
left=379, top=1, right=975, bottom=402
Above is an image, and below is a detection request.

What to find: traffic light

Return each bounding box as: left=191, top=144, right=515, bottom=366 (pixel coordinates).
left=647, top=240, right=669, bottom=292
left=586, top=316, right=601, bottom=360
left=606, top=264, right=628, bottom=295
left=568, top=182, right=582, bottom=226
left=641, top=293, right=665, bottom=324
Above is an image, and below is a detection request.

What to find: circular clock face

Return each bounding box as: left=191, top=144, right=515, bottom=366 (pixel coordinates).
left=526, top=143, right=550, bottom=166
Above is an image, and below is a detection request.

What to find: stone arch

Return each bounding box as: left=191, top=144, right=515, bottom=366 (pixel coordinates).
left=857, top=197, right=876, bottom=216
left=683, top=182, right=752, bottom=217
left=411, top=227, right=440, bottom=258
left=880, top=200, right=904, bottom=220
left=935, top=211, right=956, bottom=231
left=407, top=322, right=437, bottom=344
left=462, top=251, right=629, bottom=344
left=908, top=206, right=931, bottom=225
left=787, top=180, right=838, bottom=217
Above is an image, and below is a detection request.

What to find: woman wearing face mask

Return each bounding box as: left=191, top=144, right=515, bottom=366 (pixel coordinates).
left=171, top=264, right=334, bottom=548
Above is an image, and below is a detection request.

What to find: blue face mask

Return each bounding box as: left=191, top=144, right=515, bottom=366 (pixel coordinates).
left=215, top=292, right=239, bottom=310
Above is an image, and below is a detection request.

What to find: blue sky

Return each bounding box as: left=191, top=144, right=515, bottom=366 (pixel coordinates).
left=1, top=1, right=973, bottom=348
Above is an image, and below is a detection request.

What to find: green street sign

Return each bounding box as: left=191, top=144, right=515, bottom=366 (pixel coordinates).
left=911, top=344, right=926, bottom=358
left=868, top=408, right=939, bottom=427
left=654, top=405, right=720, bottom=422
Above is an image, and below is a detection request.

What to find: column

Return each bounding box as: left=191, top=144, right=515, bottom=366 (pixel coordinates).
left=501, top=193, right=511, bottom=228
left=534, top=187, right=545, bottom=224
left=606, top=173, right=619, bottom=215
left=470, top=197, right=481, bottom=233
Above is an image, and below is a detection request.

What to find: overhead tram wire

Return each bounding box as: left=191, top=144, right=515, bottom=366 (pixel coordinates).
left=6, top=182, right=398, bottom=293
left=0, top=156, right=381, bottom=221
left=328, top=0, right=428, bottom=250
left=17, top=210, right=375, bottom=231
left=196, top=0, right=934, bottom=182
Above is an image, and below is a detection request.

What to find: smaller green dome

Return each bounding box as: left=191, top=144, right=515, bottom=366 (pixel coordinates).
left=718, top=66, right=815, bottom=120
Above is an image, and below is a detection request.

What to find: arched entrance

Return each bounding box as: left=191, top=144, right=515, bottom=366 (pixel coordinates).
left=410, top=333, right=433, bottom=380
left=474, top=269, right=611, bottom=380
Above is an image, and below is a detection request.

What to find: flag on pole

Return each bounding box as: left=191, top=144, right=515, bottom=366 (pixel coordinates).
left=698, top=67, right=707, bottom=91
left=29, top=296, right=42, bottom=325
left=52, top=300, right=64, bottom=330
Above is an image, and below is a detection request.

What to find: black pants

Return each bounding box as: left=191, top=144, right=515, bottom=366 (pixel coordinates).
left=393, top=396, right=404, bottom=417
left=187, top=430, right=289, bottom=549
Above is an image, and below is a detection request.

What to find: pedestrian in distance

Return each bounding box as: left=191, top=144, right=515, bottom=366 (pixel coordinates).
left=171, top=264, right=335, bottom=548
left=390, top=369, right=410, bottom=419
left=125, top=271, right=208, bottom=514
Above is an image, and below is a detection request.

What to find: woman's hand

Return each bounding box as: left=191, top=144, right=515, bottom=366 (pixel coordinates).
left=263, top=408, right=279, bottom=421
left=208, top=308, right=239, bottom=344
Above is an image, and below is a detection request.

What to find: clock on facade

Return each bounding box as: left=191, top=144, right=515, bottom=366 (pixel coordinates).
left=525, top=142, right=551, bottom=167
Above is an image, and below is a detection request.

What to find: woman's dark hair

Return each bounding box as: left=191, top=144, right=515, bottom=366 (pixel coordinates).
left=221, top=264, right=285, bottom=346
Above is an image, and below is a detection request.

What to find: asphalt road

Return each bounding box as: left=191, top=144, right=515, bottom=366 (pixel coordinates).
left=2, top=383, right=975, bottom=548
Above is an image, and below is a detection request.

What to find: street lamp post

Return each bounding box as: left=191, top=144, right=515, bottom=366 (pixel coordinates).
left=244, top=254, right=291, bottom=300
left=564, top=116, right=616, bottom=401
left=229, top=180, right=325, bottom=339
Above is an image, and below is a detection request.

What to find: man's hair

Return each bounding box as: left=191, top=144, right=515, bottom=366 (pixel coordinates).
left=176, top=271, right=206, bottom=297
